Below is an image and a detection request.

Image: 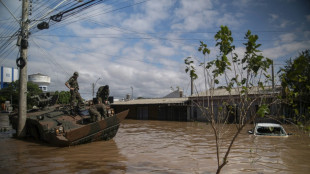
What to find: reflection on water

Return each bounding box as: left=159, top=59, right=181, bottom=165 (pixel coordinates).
left=0, top=113, right=310, bottom=174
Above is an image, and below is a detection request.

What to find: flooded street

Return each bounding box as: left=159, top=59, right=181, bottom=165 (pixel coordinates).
left=0, top=113, right=310, bottom=174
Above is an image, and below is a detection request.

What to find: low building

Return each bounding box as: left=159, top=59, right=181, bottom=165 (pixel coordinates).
left=112, top=97, right=190, bottom=121
left=189, top=86, right=282, bottom=122
left=112, top=86, right=281, bottom=122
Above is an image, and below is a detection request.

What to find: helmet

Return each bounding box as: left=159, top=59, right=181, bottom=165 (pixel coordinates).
left=73, top=71, right=79, bottom=77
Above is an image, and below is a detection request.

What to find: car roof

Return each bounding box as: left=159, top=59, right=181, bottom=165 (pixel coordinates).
left=256, top=123, right=282, bottom=127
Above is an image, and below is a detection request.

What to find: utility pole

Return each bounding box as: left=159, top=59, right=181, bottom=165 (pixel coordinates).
left=92, top=77, right=101, bottom=99
left=271, top=61, right=275, bottom=91
left=131, top=86, right=133, bottom=100
left=190, top=76, right=194, bottom=96
left=17, top=0, right=29, bottom=138
left=190, top=75, right=194, bottom=121
left=92, top=83, right=95, bottom=98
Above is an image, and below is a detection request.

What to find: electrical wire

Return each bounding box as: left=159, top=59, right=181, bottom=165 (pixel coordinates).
left=1, top=0, right=309, bottom=70
left=32, top=36, right=149, bottom=64
left=30, top=37, right=70, bottom=76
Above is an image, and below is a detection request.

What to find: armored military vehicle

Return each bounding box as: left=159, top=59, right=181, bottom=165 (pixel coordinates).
left=9, top=94, right=128, bottom=146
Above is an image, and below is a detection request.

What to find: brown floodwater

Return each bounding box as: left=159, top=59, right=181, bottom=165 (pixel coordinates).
left=0, top=113, right=309, bottom=174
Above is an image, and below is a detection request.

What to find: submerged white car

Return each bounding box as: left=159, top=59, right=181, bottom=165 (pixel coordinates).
left=248, top=123, right=288, bottom=137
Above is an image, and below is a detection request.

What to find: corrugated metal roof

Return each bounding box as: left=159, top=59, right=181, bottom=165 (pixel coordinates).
left=112, top=97, right=189, bottom=105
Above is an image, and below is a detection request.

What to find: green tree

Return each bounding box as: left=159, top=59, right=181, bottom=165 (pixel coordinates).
left=56, top=91, right=71, bottom=104
left=279, top=50, right=310, bottom=125
left=27, top=82, right=43, bottom=109
left=185, top=26, right=273, bottom=174
left=0, top=81, right=19, bottom=108
left=0, top=80, right=42, bottom=109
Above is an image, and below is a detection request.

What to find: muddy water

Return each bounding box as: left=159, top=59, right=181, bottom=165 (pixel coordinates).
left=0, top=114, right=309, bottom=174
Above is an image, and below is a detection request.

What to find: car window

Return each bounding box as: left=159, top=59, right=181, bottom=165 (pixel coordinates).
left=256, top=127, right=285, bottom=135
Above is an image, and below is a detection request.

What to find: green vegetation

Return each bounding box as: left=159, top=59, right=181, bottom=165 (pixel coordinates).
left=55, top=90, right=71, bottom=104
left=0, top=80, right=42, bottom=109
left=279, top=49, right=310, bottom=130
left=0, top=81, right=19, bottom=108
left=185, top=25, right=273, bottom=174
left=0, top=81, right=71, bottom=110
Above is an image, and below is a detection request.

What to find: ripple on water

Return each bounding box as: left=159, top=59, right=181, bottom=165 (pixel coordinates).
left=0, top=116, right=309, bottom=174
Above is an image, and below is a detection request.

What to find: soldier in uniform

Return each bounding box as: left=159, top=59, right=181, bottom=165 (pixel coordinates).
left=65, top=72, right=83, bottom=115
left=88, top=104, right=108, bottom=122
left=89, top=85, right=110, bottom=122
left=96, top=85, right=109, bottom=104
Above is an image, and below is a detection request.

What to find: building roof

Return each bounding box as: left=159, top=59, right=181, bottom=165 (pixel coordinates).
left=190, top=86, right=281, bottom=97
left=163, top=89, right=183, bottom=98
left=113, top=97, right=189, bottom=105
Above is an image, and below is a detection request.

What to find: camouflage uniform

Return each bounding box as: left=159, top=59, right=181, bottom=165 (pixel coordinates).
left=88, top=104, right=108, bottom=122
left=96, top=85, right=109, bottom=104
left=66, top=72, right=83, bottom=114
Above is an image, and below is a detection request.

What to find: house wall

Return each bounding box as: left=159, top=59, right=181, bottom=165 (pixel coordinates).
left=112, top=104, right=189, bottom=121
left=158, top=105, right=188, bottom=121
left=112, top=105, right=137, bottom=119
left=191, top=95, right=280, bottom=123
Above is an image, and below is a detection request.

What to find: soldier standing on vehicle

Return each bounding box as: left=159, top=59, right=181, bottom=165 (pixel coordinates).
left=65, top=71, right=83, bottom=115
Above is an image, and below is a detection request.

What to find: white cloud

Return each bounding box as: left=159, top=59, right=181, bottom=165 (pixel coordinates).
left=1, top=0, right=310, bottom=100
left=122, top=0, right=173, bottom=32
left=174, top=0, right=213, bottom=17
left=216, top=13, right=241, bottom=28
left=306, top=15, right=310, bottom=22
left=279, top=20, right=291, bottom=28
left=263, top=41, right=310, bottom=59
left=279, top=33, right=296, bottom=43
left=171, top=0, right=243, bottom=31
left=269, top=14, right=279, bottom=22
left=150, top=45, right=175, bottom=57
left=232, top=0, right=252, bottom=7
left=172, top=0, right=218, bottom=31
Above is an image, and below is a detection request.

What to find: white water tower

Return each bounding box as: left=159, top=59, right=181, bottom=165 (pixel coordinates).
left=28, top=73, right=51, bottom=92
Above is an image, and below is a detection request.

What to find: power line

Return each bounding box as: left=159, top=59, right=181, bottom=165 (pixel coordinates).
left=32, top=36, right=151, bottom=64
left=32, top=33, right=310, bottom=42
left=30, top=37, right=70, bottom=76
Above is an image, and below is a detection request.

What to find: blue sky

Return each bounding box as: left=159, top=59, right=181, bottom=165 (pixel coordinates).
left=1, top=0, right=310, bottom=100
